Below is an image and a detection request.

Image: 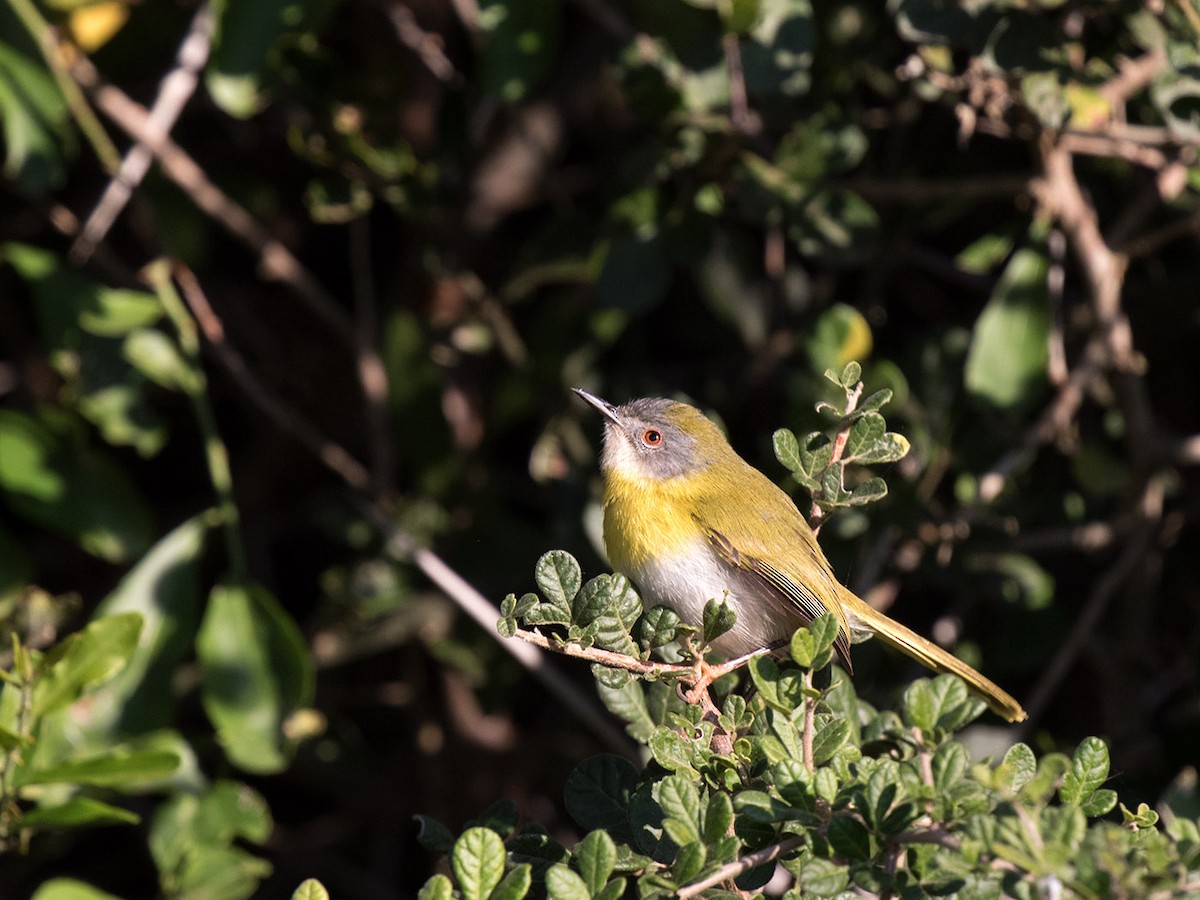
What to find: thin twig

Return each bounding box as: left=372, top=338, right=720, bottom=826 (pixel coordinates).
left=511, top=628, right=692, bottom=677
left=676, top=835, right=805, bottom=899
left=71, top=2, right=216, bottom=263
left=145, top=263, right=247, bottom=578
left=67, top=51, right=358, bottom=345
left=722, top=33, right=761, bottom=136
left=389, top=533, right=638, bottom=757
left=381, top=0, right=464, bottom=85
left=348, top=217, right=395, bottom=496
left=173, top=265, right=374, bottom=491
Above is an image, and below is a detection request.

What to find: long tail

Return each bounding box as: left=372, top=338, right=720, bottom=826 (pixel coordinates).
left=841, top=590, right=1028, bottom=723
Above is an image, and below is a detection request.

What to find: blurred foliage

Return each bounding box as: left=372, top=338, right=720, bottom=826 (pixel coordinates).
left=1, top=0, right=1199, bottom=896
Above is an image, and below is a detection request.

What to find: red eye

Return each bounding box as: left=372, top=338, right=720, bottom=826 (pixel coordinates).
left=642, top=429, right=663, bottom=447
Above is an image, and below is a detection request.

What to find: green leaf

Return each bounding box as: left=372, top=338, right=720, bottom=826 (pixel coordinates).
left=69, top=514, right=208, bottom=743
left=490, top=864, right=532, bottom=900
left=856, top=388, right=894, bottom=415
left=149, top=783, right=273, bottom=899
left=545, top=864, right=590, bottom=900
left=415, top=815, right=456, bottom=854
left=0, top=22, right=73, bottom=194
left=998, top=743, right=1037, bottom=794
left=806, top=304, right=873, bottom=376
left=742, top=0, right=815, bottom=97
left=1081, top=788, right=1118, bottom=817
left=811, top=714, right=850, bottom=766
left=844, top=411, right=884, bottom=459
left=20, top=797, right=139, bottom=829
left=1061, top=736, right=1110, bottom=805
left=0, top=409, right=154, bottom=562
left=564, top=755, right=638, bottom=838
left=31, top=878, right=123, bottom=900
left=789, top=626, right=816, bottom=667
left=846, top=478, right=888, bottom=506
left=638, top=607, right=682, bottom=653
left=748, top=656, right=805, bottom=712
left=797, top=856, right=848, bottom=895
left=827, top=815, right=873, bottom=861
left=575, top=830, right=617, bottom=896
left=197, top=581, right=314, bottom=774
left=419, top=875, right=454, bottom=900
left=672, top=840, right=707, bottom=885
left=839, top=361, right=862, bottom=388
left=656, top=775, right=702, bottom=842
left=208, top=0, right=325, bottom=117
left=596, top=676, right=656, bottom=742
left=4, top=244, right=170, bottom=456
left=903, top=675, right=982, bottom=734
left=18, top=749, right=179, bottom=788
left=702, top=599, right=736, bottom=644
left=453, top=828, right=507, bottom=900
left=1120, top=802, right=1159, bottom=829
left=964, top=244, right=1050, bottom=409
left=123, top=328, right=190, bottom=391
left=703, top=793, right=734, bottom=844
left=508, top=831, right=570, bottom=877
left=34, top=612, right=143, bottom=716
left=592, top=878, right=626, bottom=900
left=291, top=879, right=331, bottom=900
left=809, top=613, right=840, bottom=655
left=773, top=428, right=802, bottom=473
left=957, top=231, right=1016, bottom=275
left=535, top=551, right=582, bottom=611
left=931, top=741, right=968, bottom=792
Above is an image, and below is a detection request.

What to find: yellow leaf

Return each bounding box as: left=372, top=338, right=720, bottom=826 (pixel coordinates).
left=69, top=2, right=130, bottom=53
left=1065, top=83, right=1112, bottom=131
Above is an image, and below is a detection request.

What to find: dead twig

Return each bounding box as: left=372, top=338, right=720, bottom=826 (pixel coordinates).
left=381, top=0, right=464, bottom=85
left=67, top=50, right=357, bottom=345
left=71, top=2, right=216, bottom=263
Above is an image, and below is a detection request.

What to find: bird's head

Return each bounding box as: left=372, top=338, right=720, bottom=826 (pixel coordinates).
left=572, top=388, right=731, bottom=482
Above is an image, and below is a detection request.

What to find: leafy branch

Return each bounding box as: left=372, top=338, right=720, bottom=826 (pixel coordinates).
left=412, top=548, right=1200, bottom=898
left=773, top=361, right=910, bottom=531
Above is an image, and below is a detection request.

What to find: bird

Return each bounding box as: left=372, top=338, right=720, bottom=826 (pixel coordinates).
left=572, top=387, right=1027, bottom=723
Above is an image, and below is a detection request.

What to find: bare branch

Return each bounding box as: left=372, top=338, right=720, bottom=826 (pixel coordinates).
left=71, top=3, right=216, bottom=263
left=67, top=51, right=358, bottom=345
left=381, top=0, right=464, bottom=85
left=677, top=835, right=805, bottom=899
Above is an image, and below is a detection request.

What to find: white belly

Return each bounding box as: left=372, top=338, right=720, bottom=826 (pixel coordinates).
left=623, top=539, right=804, bottom=657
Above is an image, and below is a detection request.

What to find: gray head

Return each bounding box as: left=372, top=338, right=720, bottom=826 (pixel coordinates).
left=572, top=388, right=731, bottom=481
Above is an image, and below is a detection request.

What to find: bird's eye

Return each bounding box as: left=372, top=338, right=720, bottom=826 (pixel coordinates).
left=642, top=429, right=663, bottom=447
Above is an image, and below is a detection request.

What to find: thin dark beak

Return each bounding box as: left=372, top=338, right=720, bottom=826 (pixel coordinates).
left=572, top=387, right=621, bottom=425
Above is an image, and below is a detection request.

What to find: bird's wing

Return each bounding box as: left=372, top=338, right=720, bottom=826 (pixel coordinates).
left=698, top=520, right=854, bottom=670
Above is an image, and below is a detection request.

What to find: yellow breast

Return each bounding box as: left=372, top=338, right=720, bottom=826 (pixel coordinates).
left=602, top=470, right=703, bottom=572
